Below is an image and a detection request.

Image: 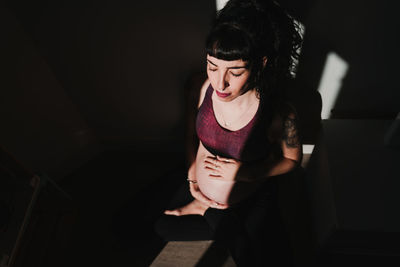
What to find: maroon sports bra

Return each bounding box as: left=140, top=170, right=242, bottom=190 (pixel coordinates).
left=196, top=85, right=270, bottom=162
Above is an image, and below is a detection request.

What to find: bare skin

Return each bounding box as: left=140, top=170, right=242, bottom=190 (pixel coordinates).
left=164, top=198, right=209, bottom=216
left=163, top=143, right=231, bottom=216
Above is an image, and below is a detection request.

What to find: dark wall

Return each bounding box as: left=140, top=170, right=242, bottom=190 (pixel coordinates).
left=275, top=0, right=400, bottom=143
left=2, top=0, right=399, bottom=178
left=288, top=0, right=400, bottom=119
left=0, top=7, right=99, bottom=179
left=2, top=1, right=215, bottom=179
left=7, top=0, right=215, bottom=144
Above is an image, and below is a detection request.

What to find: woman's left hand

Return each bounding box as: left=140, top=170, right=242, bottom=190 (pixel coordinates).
left=204, top=155, right=242, bottom=181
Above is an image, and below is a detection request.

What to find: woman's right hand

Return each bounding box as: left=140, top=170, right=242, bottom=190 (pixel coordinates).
left=188, top=159, right=214, bottom=206
left=189, top=181, right=229, bottom=209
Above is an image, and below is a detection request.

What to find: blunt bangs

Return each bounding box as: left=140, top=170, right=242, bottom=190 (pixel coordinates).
left=206, top=25, right=253, bottom=62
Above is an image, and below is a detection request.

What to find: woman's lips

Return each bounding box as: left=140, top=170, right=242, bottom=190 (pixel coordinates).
left=216, top=90, right=231, bottom=98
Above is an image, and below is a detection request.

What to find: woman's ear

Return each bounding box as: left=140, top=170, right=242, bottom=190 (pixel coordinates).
left=263, top=56, right=268, bottom=67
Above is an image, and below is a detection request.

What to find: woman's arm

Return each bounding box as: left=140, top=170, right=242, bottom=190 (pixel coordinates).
left=184, top=74, right=209, bottom=165
left=265, top=112, right=302, bottom=176
left=246, top=111, right=302, bottom=180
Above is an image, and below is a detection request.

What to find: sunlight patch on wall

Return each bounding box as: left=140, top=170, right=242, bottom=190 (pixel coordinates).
left=216, top=0, right=229, bottom=11
left=318, top=52, right=349, bottom=119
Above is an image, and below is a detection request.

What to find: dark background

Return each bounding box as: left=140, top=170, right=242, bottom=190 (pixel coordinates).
left=1, top=0, right=399, bottom=266
left=1, top=0, right=399, bottom=180
left=0, top=0, right=400, bottom=179
left=1, top=0, right=216, bottom=180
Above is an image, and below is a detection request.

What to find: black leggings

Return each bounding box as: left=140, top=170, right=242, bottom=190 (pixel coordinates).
left=154, top=175, right=294, bottom=266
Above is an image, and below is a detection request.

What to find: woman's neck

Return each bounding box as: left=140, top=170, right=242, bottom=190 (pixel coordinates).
left=214, top=89, right=258, bottom=110
left=212, top=88, right=260, bottom=130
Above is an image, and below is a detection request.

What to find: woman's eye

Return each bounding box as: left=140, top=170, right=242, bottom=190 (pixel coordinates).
left=208, top=68, right=217, bottom=72
left=231, top=72, right=243, bottom=77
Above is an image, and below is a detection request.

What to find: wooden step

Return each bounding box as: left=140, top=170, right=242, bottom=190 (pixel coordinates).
left=150, top=240, right=235, bottom=267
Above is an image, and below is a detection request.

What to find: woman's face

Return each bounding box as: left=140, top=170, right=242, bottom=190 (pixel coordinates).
left=206, top=55, right=251, bottom=102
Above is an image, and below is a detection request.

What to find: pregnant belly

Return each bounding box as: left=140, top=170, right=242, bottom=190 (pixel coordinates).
left=195, top=158, right=258, bottom=205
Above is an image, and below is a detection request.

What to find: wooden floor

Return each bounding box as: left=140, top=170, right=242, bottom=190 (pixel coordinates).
left=150, top=241, right=236, bottom=267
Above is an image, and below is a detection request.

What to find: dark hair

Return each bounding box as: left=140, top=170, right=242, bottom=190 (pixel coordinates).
left=206, top=0, right=303, bottom=103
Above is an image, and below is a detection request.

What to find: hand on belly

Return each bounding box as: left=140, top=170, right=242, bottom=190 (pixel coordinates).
left=195, top=144, right=257, bottom=205
left=196, top=157, right=235, bottom=204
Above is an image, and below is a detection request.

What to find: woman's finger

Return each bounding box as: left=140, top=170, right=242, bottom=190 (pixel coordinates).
left=210, top=170, right=221, bottom=176
left=209, top=174, right=222, bottom=179
left=204, top=157, right=218, bottom=166
left=204, top=161, right=222, bottom=172
left=216, top=204, right=229, bottom=209
left=164, top=209, right=181, bottom=216
left=216, top=155, right=234, bottom=163
left=204, top=161, right=216, bottom=168
left=198, top=196, right=213, bottom=206
left=205, top=156, right=223, bottom=167
left=191, top=191, right=208, bottom=205
left=204, top=165, right=221, bottom=177
left=210, top=202, right=229, bottom=209
left=190, top=186, right=213, bottom=206
left=204, top=165, right=221, bottom=174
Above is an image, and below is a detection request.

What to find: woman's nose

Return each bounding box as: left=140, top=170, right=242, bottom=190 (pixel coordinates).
left=217, top=74, right=229, bottom=91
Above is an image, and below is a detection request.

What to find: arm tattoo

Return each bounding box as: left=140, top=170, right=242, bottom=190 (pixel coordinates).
left=283, top=116, right=300, bottom=148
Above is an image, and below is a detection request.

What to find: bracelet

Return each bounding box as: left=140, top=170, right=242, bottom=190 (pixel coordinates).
left=187, top=178, right=197, bottom=184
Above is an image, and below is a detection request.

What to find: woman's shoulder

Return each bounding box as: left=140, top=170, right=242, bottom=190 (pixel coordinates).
left=198, top=78, right=211, bottom=108
left=264, top=99, right=299, bottom=137
left=268, top=98, right=298, bottom=120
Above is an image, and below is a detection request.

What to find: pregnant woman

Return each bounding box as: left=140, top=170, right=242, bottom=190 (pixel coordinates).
left=155, top=0, right=303, bottom=265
